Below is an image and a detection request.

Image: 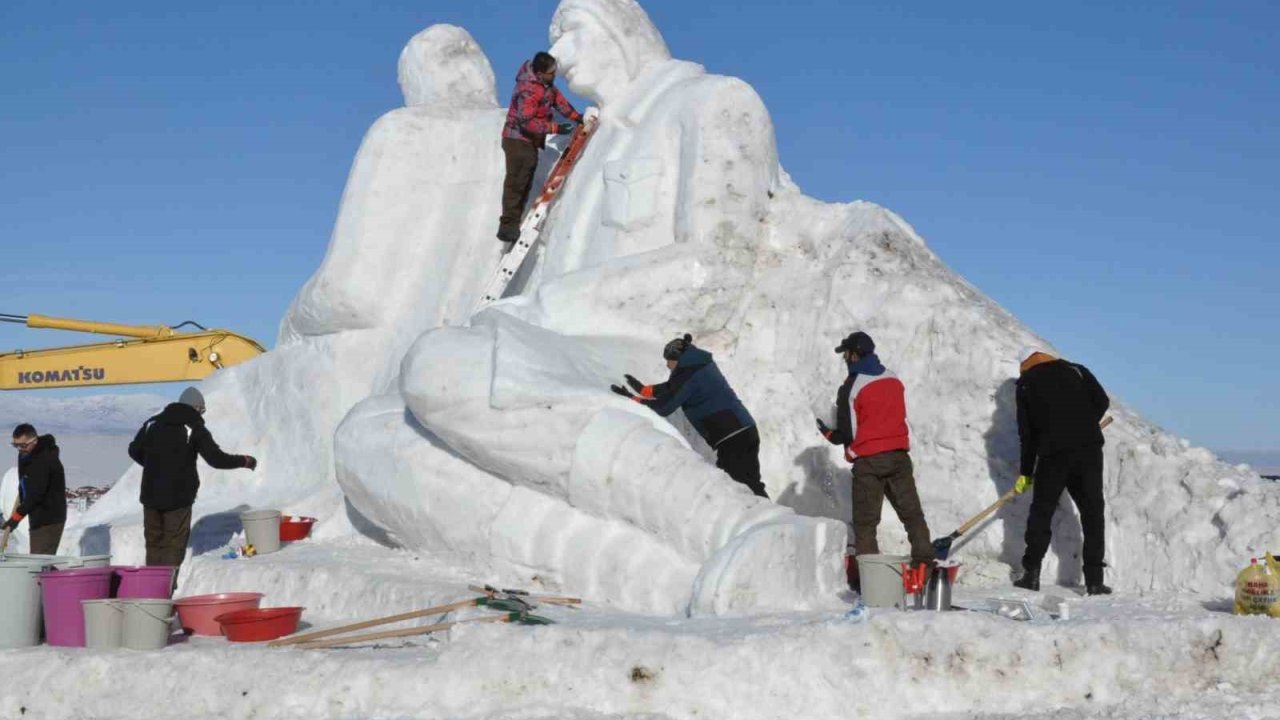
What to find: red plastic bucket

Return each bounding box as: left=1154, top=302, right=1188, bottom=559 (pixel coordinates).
left=113, top=566, right=176, bottom=599
left=215, top=607, right=303, bottom=642
left=39, top=567, right=113, bottom=647
left=279, top=516, right=317, bottom=542
left=174, top=593, right=265, bottom=636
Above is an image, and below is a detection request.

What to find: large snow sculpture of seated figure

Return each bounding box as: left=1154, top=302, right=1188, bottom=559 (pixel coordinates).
left=335, top=0, right=847, bottom=615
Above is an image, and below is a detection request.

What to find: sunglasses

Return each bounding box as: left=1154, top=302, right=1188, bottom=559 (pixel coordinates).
left=11, top=439, right=35, bottom=449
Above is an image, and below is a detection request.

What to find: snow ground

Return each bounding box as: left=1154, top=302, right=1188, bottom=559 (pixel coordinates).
left=2, top=536, right=1277, bottom=720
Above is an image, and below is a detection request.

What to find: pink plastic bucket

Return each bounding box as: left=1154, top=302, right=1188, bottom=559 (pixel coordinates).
left=113, top=566, right=176, bottom=599
left=39, top=567, right=113, bottom=647
left=173, top=593, right=265, bottom=636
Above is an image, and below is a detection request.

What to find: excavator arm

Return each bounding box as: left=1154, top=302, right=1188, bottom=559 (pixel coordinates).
left=0, top=313, right=265, bottom=390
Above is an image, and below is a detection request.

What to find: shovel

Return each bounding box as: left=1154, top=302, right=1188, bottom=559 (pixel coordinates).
left=932, top=416, right=1113, bottom=559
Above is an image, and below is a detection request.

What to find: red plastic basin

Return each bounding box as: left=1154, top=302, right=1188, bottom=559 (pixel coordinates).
left=174, top=592, right=265, bottom=636
left=216, top=607, right=304, bottom=642
left=279, top=516, right=317, bottom=542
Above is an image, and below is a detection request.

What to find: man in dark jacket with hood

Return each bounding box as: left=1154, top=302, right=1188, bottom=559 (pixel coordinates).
left=1012, top=346, right=1112, bottom=595
left=4, top=424, right=67, bottom=554
left=497, top=51, right=582, bottom=245
left=128, top=387, right=256, bottom=581
left=817, top=332, right=933, bottom=590
left=612, top=334, right=768, bottom=498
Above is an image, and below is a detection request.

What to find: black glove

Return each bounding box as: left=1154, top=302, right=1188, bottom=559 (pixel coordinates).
left=624, top=374, right=645, bottom=393
left=557, top=122, right=575, bottom=134
left=815, top=417, right=831, bottom=436
left=242, top=455, right=258, bottom=471
left=2, top=517, right=19, bottom=533
left=610, top=384, right=634, bottom=399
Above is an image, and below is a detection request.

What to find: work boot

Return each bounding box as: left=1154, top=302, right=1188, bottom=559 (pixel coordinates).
left=496, top=226, right=520, bottom=244
left=1013, top=567, right=1040, bottom=592
left=1086, top=583, right=1113, bottom=596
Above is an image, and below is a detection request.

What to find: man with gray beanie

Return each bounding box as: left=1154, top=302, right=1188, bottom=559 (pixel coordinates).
left=611, top=334, right=767, bottom=498
left=128, top=386, right=256, bottom=587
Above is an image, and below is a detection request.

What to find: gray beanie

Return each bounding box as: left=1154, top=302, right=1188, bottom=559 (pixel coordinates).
left=179, top=386, right=206, bottom=413
left=663, top=333, right=693, bottom=361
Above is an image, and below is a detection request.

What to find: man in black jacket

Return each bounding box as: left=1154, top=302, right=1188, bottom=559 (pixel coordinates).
left=4, top=424, right=67, bottom=554
left=128, top=387, right=256, bottom=582
left=1012, top=346, right=1112, bottom=595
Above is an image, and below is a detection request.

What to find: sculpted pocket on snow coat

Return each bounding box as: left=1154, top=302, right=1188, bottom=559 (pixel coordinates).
left=602, top=158, right=663, bottom=231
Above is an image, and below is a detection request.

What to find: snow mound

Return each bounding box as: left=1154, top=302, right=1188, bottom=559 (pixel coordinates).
left=67, top=0, right=1272, bottom=616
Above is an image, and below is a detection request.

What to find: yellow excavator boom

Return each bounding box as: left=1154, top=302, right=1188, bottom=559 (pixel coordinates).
left=0, top=313, right=265, bottom=390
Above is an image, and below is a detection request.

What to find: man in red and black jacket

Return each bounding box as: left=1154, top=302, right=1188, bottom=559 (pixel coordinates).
left=816, top=332, right=934, bottom=590
left=4, top=424, right=67, bottom=555
left=496, top=51, right=583, bottom=245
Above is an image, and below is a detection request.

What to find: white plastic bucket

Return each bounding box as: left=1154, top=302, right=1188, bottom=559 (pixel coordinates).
left=240, top=510, right=282, bottom=555
left=4, top=553, right=111, bottom=569
left=120, top=599, right=174, bottom=650
left=0, top=561, right=47, bottom=648
left=83, top=599, right=125, bottom=649
left=856, top=553, right=910, bottom=609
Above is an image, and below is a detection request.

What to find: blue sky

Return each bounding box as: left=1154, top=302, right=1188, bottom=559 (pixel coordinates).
left=1, top=1, right=1276, bottom=452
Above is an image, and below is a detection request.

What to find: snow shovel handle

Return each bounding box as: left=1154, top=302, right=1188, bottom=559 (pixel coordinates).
left=268, top=597, right=480, bottom=647
left=954, top=488, right=1019, bottom=537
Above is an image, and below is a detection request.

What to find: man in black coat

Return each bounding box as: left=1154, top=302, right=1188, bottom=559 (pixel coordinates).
left=1012, top=346, right=1112, bottom=595
left=4, top=424, right=67, bottom=554
left=128, top=387, right=256, bottom=583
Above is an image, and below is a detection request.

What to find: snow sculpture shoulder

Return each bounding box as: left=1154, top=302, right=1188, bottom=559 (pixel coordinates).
left=282, top=25, right=502, bottom=339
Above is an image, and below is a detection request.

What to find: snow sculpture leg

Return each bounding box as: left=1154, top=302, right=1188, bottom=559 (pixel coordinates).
left=398, top=311, right=846, bottom=614
left=336, top=393, right=701, bottom=614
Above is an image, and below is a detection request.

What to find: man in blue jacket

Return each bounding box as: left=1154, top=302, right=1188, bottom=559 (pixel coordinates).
left=612, top=334, right=768, bottom=498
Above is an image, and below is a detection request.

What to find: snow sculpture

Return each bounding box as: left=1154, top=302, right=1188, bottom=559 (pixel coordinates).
left=70, top=3, right=1273, bottom=610
left=337, top=0, right=1275, bottom=610
left=336, top=0, right=846, bottom=615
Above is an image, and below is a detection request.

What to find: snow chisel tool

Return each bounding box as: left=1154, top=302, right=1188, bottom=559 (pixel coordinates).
left=932, top=416, right=1113, bottom=559
left=268, top=595, right=533, bottom=648
left=474, top=118, right=597, bottom=312
left=295, top=603, right=553, bottom=650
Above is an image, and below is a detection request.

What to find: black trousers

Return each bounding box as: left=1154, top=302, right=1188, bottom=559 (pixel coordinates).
left=1021, top=445, right=1106, bottom=585
left=715, top=426, right=769, bottom=498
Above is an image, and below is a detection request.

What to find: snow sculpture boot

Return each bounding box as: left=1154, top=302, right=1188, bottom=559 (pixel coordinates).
left=1012, top=566, right=1040, bottom=592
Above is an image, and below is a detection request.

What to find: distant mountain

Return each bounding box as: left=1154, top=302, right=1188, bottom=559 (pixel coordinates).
left=0, top=393, right=166, bottom=435
left=1215, top=449, right=1280, bottom=477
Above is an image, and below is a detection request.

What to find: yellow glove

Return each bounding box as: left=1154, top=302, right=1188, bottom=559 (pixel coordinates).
left=1015, top=475, right=1033, bottom=494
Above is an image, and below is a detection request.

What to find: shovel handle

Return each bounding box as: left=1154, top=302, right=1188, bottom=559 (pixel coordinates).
left=953, top=488, right=1019, bottom=537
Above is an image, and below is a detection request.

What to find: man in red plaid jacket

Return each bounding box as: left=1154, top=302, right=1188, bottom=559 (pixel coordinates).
left=497, top=52, right=583, bottom=245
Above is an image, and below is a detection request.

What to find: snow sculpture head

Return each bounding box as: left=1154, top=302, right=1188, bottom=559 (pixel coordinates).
left=549, top=0, right=671, bottom=105
left=398, top=24, right=497, bottom=107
